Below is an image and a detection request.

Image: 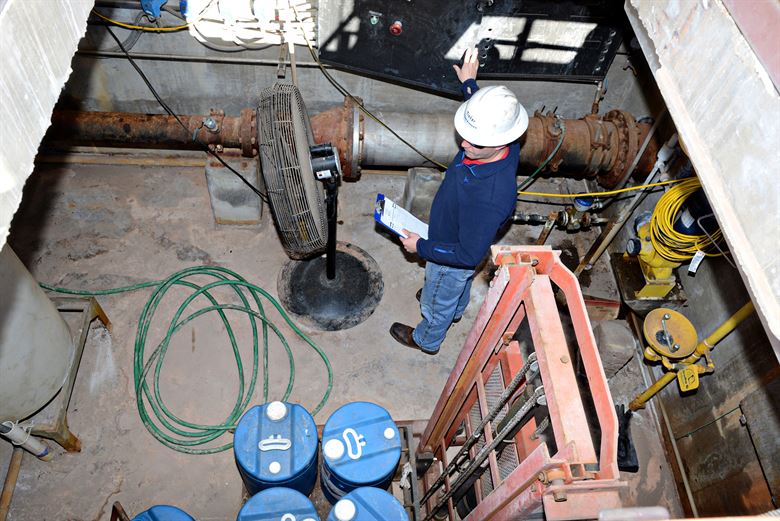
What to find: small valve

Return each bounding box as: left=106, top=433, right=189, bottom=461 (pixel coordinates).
left=389, top=20, right=403, bottom=36
left=203, top=117, right=218, bottom=132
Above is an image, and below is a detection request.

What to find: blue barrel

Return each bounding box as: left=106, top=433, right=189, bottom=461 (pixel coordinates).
left=234, top=401, right=319, bottom=496
left=326, top=488, right=408, bottom=521
left=320, top=402, right=401, bottom=503
left=131, top=505, right=194, bottom=521
left=237, top=487, right=319, bottom=521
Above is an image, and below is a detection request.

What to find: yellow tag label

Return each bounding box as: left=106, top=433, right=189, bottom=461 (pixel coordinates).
left=678, top=366, right=699, bottom=392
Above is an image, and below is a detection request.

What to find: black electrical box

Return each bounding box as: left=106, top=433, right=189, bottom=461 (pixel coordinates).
left=317, top=0, right=625, bottom=96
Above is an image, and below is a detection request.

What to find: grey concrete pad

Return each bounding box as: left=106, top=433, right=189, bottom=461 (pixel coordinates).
left=1, top=165, right=466, bottom=520
left=0, top=163, right=675, bottom=520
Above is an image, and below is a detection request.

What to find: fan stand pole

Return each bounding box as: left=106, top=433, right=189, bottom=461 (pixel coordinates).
left=325, top=181, right=338, bottom=280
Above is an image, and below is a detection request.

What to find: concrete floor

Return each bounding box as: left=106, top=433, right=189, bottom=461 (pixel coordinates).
left=1, top=161, right=681, bottom=520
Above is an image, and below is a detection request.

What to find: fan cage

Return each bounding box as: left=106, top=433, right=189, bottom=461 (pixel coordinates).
left=258, top=83, right=328, bottom=258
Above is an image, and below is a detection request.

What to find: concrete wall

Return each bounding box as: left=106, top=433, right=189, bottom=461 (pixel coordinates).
left=621, top=0, right=780, bottom=514
left=0, top=0, right=94, bottom=249
left=659, top=256, right=777, bottom=515
left=4, top=3, right=659, bottom=252
left=64, top=8, right=654, bottom=119
left=625, top=0, right=780, bottom=356
left=612, top=179, right=778, bottom=513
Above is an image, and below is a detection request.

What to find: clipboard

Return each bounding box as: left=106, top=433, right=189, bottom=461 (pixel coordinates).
left=374, top=193, right=429, bottom=240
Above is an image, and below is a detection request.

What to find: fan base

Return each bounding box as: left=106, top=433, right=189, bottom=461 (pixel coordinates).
left=277, top=242, right=383, bottom=331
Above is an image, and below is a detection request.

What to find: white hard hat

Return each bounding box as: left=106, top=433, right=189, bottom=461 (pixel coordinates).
left=454, top=86, right=529, bottom=147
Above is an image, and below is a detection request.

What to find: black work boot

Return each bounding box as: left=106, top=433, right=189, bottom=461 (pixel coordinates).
left=389, top=323, right=437, bottom=355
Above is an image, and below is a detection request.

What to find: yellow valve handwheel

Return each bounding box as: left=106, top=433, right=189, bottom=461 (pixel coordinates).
left=643, top=308, right=698, bottom=359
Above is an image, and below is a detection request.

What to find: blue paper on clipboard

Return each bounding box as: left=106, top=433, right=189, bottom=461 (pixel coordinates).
left=375, top=193, right=429, bottom=240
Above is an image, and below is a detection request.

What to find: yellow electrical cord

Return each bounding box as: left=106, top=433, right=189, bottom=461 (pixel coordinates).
left=92, top=10, right=189, bottom=32
left=649, top=177, right=726, bottom=261
left=518, top=176, right=729, bottom=262
left=517, top=178, right=683, bottom=198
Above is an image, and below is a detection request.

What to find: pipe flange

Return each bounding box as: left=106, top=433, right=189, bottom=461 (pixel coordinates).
left=583, top=115, right=607, bottom=174
left=601, top=110, right=639, bottom=187
left=239, top=108, right=257, bottom=157
left=606, top=110, right=629, bottom=179
left=345, top=96, right=364, bottom=180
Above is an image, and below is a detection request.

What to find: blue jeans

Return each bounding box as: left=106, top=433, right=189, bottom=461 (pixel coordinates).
left=412, top=261, right=474, bottom=354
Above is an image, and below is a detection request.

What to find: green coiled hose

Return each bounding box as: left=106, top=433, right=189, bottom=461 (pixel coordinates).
left=41, top=265, right=333, bottom=455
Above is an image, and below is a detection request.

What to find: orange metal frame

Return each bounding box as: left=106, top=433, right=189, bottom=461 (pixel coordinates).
left=418, top=246, right=625, bottom=520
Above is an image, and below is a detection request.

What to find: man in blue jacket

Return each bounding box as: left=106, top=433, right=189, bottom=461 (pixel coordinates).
left=390, top=48, right=529, bottom=355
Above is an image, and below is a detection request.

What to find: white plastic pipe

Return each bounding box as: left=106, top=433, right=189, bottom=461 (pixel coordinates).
left=0, top=422, right=52, bottom=461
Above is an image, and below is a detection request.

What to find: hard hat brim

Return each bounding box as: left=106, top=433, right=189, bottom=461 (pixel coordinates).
left=454, top=103, right=529, bottom=148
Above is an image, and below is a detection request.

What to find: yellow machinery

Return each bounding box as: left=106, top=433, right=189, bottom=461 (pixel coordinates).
left=626, top=176, right=727, bottom=300
left=629, top=301, right=755, bottom=411
left=627, top=219, right=681, bottom=298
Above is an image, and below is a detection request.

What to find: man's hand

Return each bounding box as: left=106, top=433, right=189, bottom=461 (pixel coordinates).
left=400, top=230, right=420, bottom=254
left=453, top=47, right=480, bottom=83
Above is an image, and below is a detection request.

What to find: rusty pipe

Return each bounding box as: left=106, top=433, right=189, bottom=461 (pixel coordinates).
left=522, top=110, right=658, bottom=187
left=46, top=105, right=659, bottom=186
left=46, top=108, right=257, bottom=157
left=336, top=106, right=657, bottom=185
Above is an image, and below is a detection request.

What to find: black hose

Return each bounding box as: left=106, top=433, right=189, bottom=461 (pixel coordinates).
left=161, top=5, right=185, bottom=20
left=86, top=11, right=161, bottom=53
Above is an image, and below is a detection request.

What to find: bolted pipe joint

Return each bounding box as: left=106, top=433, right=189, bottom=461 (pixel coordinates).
left=520, top=109, right=658, bottom=187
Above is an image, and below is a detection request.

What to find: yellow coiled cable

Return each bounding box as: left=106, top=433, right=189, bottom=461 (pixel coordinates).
left=649, top=177, right=727, bottom=262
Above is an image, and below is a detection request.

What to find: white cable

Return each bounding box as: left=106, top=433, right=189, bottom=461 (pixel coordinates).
left=188, top=0, right=316, bottom=50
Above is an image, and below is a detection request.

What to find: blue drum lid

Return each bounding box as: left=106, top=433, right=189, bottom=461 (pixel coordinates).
left=327, top=488, right=408, bottom=521
left=237, top=487, right=319, bottom=521
left=322, top=402, right=401, bottom=486
left=234, top=402, right=318, bottom=484
left=131, top=505, right=194, bottom=521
